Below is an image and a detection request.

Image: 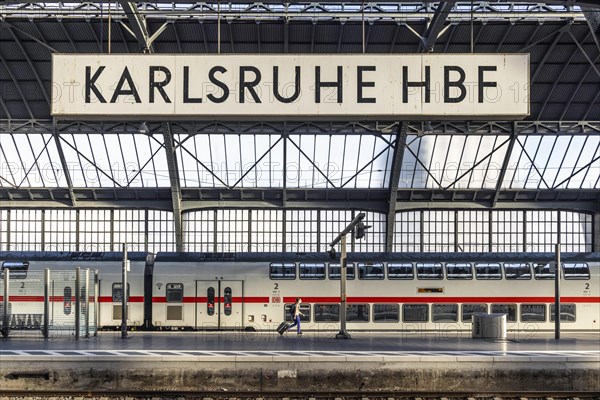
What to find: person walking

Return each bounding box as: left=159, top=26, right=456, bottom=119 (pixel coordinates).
left=288, top=297, right=304, bottom=335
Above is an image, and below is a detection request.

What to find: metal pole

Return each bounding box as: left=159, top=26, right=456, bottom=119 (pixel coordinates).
left=2, top=269, right=9, bottom=337
left=85, top=269, right=90, bottom=338
left=336, top=235, right=351, bottom=339
left=94, top=270, right=99, bottom=337
left=44, top=268, right=50, bottom=339
left=555, top=243, right=561, bottom=340
left=75, top=267, right=80, bottom=340
left=121, top=244, right=128, bottom=339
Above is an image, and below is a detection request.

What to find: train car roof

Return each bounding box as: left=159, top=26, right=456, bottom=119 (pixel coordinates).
left=0, top=251, right=151, bottom=262
left=154, top=252, right=600, bottom=263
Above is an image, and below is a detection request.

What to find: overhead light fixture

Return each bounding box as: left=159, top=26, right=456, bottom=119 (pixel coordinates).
left=419, top=121, right=434, bottom=137
left=138, top=122, right=150, bottom=135
left=328, top=247, right=337, bottom=260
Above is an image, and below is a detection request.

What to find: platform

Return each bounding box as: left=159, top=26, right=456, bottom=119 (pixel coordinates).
left=1, top=331, right=599, bottom=394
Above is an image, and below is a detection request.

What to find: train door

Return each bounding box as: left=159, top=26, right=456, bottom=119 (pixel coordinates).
left=195, top=280, right=243, bottom=330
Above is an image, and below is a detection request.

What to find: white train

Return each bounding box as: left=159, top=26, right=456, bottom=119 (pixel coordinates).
left=1, top=252, right=598, bottom=333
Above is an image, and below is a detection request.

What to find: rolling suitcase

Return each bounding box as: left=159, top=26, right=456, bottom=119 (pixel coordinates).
left=277, top=321, right=290, bottom=335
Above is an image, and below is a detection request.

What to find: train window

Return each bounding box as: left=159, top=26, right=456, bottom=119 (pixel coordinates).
left=416, top=263, right=443, bottom=280
left=504, top=263, right=531, bottom=280
left=403, top=304, right=429, bottom=322
left=299, top=263, right=326, bottom=280
left=462, top=304, right=487, bottom=322
left=329, top=263, right=355, bottom=280
left=315, top=304, right=340, bottom=322
left=520, top=304, right=546, bottom=322
left=284, top=304, right=311, bottom=322
left=475, top=263, right=502, bottom=280
left=358, top=263, right=384, bottom=280
left=550, top=304, right=576, bottom=322
left=166, top=283, right=184, bottom=303
left=388, top=263, right=414, bottom=280
left=533, top=263, right=555, bottom=280
left=346, top=304, right=369, bottom=322
left=112, top=283, right=130, bottom=302
left=207, top=287, right=215, bottom=316
left=269, top=263, right=296, bottom=280
left=491, top=304, right=517, bottom=322
left=432, top=304, right=458, bottom=322
left=223, top=287, right=232, bottom=316
left=445, top=263, right=473, bottom=280
left=373, top=304, right=400, bottom=322
left=562, top=263, right=590, bottom=280
left=0, top=261, right=29, bottom=279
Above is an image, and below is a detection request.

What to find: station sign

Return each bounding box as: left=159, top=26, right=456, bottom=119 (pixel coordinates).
left=51, top=54, right=529, bottom=119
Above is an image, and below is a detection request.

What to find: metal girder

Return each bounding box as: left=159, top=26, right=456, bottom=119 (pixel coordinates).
left=582, top=8, right=600, bottom=52
left=0, top=2, right=591, bottom=23
left=119, top=1, right=154, bottom=53
left=52, top=125, right=77, bottom=207
left=1, top=187, right=599, bottom=214
left=537, top=31, right=591, bottom=120
left=491, top=123, right=518, bottom=207
left=386, top=122, right=407, bottom=252
left=162, top=122, right=183, bottom=252
left=420, top=1, right=456, bottom=52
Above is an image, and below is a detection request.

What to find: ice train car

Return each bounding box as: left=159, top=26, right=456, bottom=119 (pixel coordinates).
left=1, top=251, right=598, bottom=332
left=151, top=252, right=599, bottom=332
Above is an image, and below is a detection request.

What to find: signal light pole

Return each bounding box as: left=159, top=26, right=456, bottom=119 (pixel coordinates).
left=328, top=212, right=371, bottom=339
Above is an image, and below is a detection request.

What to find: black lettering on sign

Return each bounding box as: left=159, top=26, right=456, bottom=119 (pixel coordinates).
left=273, top=66, right=300, bottom=103
left=315, top=66, right=343, bottom=103
left=149, top=66, right=172, bottom=103
left=403, top=65, right=430, bottom=103
left=110, top=67, right=141, bottom=104
left=239, top=66, right=262, bottom=103
left=444, top=66, right=466, bottom=103
left=478, top=66, right=497, bottom=103
left=183, top=66, right=202, bottom=103
left=357, top=66, right=376, bottom=104
left=85, top=66, right=107, bottom=103
left=207, top=66, right=230, bottom=103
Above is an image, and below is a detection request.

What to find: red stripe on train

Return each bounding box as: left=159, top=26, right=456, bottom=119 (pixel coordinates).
left=151, top=296, right=270, bottom=303
left=98, top=296, right=144, bottom=303
left=2, top=296, right=598, bottom=303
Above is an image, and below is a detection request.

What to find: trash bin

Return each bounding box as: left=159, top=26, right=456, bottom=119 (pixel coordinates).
left=472, top=313, right=507, bottom=339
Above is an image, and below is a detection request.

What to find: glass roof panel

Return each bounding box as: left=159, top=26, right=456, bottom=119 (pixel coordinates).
left=502, top=135, right=600, bottom=190
left=177, top=134, right=284, bottom=188
left=59, top=133, right=167, bottom=188
left=0, top=133, right=66, bottom=188
left=288, top=134, right=313, bottom=189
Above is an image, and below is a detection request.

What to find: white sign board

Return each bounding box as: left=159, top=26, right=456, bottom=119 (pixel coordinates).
left=51, top=54, right=529, bottom=119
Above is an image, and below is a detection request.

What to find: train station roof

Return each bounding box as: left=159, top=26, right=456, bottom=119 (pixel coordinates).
left=0, top=1, right=599, bottom=215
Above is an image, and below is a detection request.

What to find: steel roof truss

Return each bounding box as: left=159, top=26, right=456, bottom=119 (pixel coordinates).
left=537, top=135, right=559, bottom=190
left=1, top=21, right=58, bottom=54
left=550, top=135, right=574, bottom=188
left=175, top=135, right=229, bottom=188
left=466, top=135, right=484, bottom=189
left=538, top=31, right=591, bottom=120
left=386, top=122, right=407, bottom=252
left=58, top=135, right=123, bottom=188
left=421, top=1, right=456, bottom=52
left=568, top=30, right=600, bottom=78
left=287, top=135, right=337, bottom=188
left=0, top=51, right=33, bottom=119
left=554, top=153, right=600, bottom=190
left=578, top=140, right=600, bottom=189
left=405, top=139, right=443, bottom=189
left=52, top=129, right=76, bottom=206
left=231, top=135, right=283, bottom=189
left=518, top=137, right=551, bottom=189
left=444, top=136, right=511, bottom=190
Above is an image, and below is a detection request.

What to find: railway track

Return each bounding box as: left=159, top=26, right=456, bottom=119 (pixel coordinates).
left=0, top=391, right=598, bottom=399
